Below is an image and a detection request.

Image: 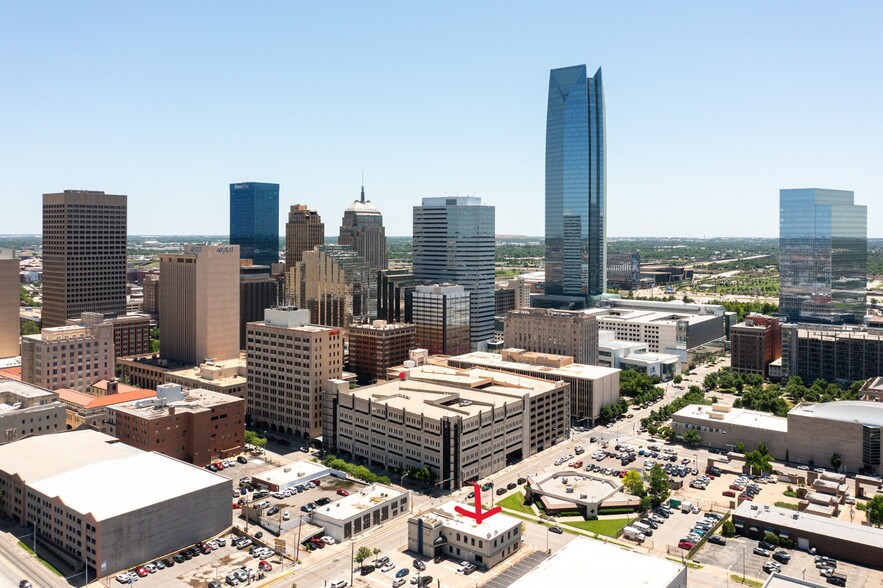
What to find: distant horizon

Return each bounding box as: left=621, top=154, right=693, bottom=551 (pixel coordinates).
left=4, top=234, right=883, bottom=240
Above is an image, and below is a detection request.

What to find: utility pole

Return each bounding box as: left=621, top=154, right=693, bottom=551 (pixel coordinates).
left=349, top=540, right=355, bottom=587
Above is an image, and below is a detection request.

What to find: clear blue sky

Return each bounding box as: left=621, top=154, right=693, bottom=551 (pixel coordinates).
left=1, top=2, right=881, bottom=237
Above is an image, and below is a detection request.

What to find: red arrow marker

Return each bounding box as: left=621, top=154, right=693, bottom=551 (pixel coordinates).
left=455, top=483, right=502, bottom=524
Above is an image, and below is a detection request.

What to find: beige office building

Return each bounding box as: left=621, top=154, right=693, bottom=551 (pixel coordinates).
left=115, top=353, right=247, bottom=401
left=0, top=378, right=65, bottom=443
left=324, top=364, right=570, bottom=488
left=41, top=190, right=127, bottom=328
left=69, top=312, right=151, bottom=358
left=504, top=307, right=602, bottom=365
left=246, top=307, right=343, bottom=439
left=20, top=312, right=115, bottom=392
left=142, top=273, right=160, bottom=314
left=285, top=204, right=325, bottom=267
left=160, top=244, right=240, bottom=364
left=446, top=348, right=620, bottom=425
left=0, top=249, right=19, bottom=358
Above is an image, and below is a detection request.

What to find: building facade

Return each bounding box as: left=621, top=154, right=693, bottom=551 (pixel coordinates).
left=142, top=273, right=160, bottom=315
left=313, top=484, right=409, bottom=543
left=285, top=204, right=324, bottom=267
left=495, top=288, right=516, bottom=316
left=0, top=378, right=65, bottom=443
left=413, top=197, right=495, bottom=348
left=339, top=185, right=388, bottom=271
left=109, top=384, right=244, bottom=466
left=57, top=385, right=156, bottom=432
left=779, top=189, right=867, bottom=324
left=246, top=307, right=343, bottom=439
left=239, top=264, right=280, bottom=350
left=503, top=307, right=602, bottom=365
left=782, top=325, right=883, bottom=383
left=730, top=314, right=782, bottom=378
left=607, top=251, right=642, bottom=290
left=115, top=354, right=247, bottom=401
left=159, top=244, right=240, bottom=364
left=347, top=320, right=416, bottom=384
left=41, top=190, right=127, bottom=328
left=66, top=313, right=151, bottom=358
left=229, top=182, right=280, bottom=267
left=412, top=284, right=471, bottom=356
left=20, top=313, right=115, bottom=392
left=323, top=365, right=570, bottom=488
left=0, top=249, right=18, bottom=358
left=377, top=270, right=415, bottom=324
left=543, top=65, right=606, bottom=307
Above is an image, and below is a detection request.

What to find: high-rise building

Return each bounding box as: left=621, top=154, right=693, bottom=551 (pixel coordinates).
left=339, top=185, right=388, bottom=271
left=142, top=273, right=160, bottom=315
left=246, top=307, right=343, bottom=440
left=239, top=264, right=280, bottom=350
left=0, top=249, right=19, bottom=358
left=20, top=312, right=115, bottom=392
left=412, top=284, right=471, bottom=356
left=347, top=320, right=416, bottom=384
left=504, top=307, right=601, bottom=365
left=413, top=197, right=494, bottom=348
left=543, top=65, right=606, bottom=308
left=730, top=314, right=781, bottom=379
left=41, top=190, right=127, bottom=328
left=289, top=245, right=377, bottom=328
left=159, top=244, right=240, bottom=365
left=779, top=189, right=867, bottom=324
left=285, top=204, right=324, bottom=267
left=377, top=270, right=416, bottom=324
left=229, top=182, right=280, bottom=267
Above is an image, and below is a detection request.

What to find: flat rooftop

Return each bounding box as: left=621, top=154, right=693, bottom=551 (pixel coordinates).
left=110, top=388, right=242, bottom=419
left=0, top=377, right=56, bottom=400
left=789, top=401, right=883, bottom=427
left=447, top=351, right=620, bottom=381
left=764, top=573, right=826, bottom=588
left=426, top=500, right=520, bottom=537
left=252, top=460, right=329, bottom=487
left=507, top=536, right=683, bottom=588
left=29, top=451, right=229, bottom=521
left=734, top=502, right=883, bottom=548
left=674, top=404, right=789, bottom=433
left=316, top=484, right=403, bottom=521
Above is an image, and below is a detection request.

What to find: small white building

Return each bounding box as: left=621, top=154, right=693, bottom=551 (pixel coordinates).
left=312, top=484, right=408, bottom=542
left=598, top=331, right=681, bottom=380
left=251, top=460, right=337, bottom=491
left=408, top=501, right=522, bottom=570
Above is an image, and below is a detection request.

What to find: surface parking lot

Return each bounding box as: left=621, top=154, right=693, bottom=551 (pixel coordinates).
left=246, top=475, right=362, bottom=530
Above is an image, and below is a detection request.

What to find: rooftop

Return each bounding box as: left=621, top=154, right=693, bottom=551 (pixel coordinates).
left=29, top=451, right=229, bottom=521
left=734, top=502, right=883, bottom=548
left=447, top=351, right=620, bottom=381
left=763, top=573, right=826, bottom=588
left=424, top=500, right=520, bottom=537
left=674, top=404, right=789, bottom=433
left=789, top=401, right=883, bottom=427
left=315, top=484, right=403, bottom=521
left=507, top=536, right=684, bottom=588
left=252, top=460, right=329, bottom=487
left=57, top=387, right=156, bottom=409
left=0, top=377, right=56, bottom=400
left=110, top=388, right=243, bottom=419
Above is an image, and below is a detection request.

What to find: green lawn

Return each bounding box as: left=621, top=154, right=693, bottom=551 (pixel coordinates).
left=774, top=501, right=799, bottom=510
left=498, top=492, right=535, bottom=515
left=730, top=575, right=763, bottom=587
left=667, top=557, right=702, bottom=569
left=563, top=517, right=633, bottom=538
left=18, top=541, right=63, bottom=576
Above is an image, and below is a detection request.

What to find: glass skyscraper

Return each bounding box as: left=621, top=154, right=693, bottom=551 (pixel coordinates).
left=230, top=182, right=280, bottom=267
left=543, top=64, right=606, bottom=308
left=413, top=197, right=495, bottom=349
left=779, top=188, right=867, bottom=324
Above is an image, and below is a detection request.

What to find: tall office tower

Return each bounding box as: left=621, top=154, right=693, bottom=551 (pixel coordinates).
left=348, top=320, right=416, bottom=384
left=543, top=65, right=606, bottom=308
left=289, top=245, right=377, bottom=328
left=239, top=264, right=279, bottom=349
left=0, top=249, right=20, bottom=358
left=142, top=273, right=160, bottom=314
left=20, top=312, right=115, bottom=392
left=339, top=185, right=388, bottom=271
left=246, top=307, right=343, bottom=439
left=41, top=190, right=127, bottom=328
left=229, top=182, right=280, bottom=267
left=285, top=204, right=324, bottom=267
left=159, top=244, right=240, bottom=365
left=412, top=284, right=471, bottom=356
left=413, top=197, right=495, bottom=348
left=377, top=270, right=416, bottom=323
left=779, top=189, right=867, bottom=324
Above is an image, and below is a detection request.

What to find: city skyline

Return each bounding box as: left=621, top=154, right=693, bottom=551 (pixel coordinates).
left=1, top=3, right=882, bottom=239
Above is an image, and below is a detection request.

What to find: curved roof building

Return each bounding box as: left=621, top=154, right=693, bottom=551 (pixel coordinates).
left=338, top=185, right=388, bottom=271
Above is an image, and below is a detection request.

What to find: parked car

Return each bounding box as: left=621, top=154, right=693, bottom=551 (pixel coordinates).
left=337, top=489, right=350, bottom=496
left=381, top=562, right=396, bottom=573
left=774, top=550, right=791, bottom=564
left=753, top=547, right=772, bottom=557
left=396, top=568, right=410, bottom=578
left=496, top=487, right=506, bottom=495
left=708, top=535, right=727, bottom=545
left=413, top=559, right=426, bottom=571
left=678, top=539, right=694, bottom=550
left=549, top=526, right=564, bottom=534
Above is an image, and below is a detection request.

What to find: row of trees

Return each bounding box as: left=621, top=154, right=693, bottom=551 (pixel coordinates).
left=244, top=430, right=268, bottom=448
left=321, top=455, right=392, bottom=485
left=640, top=386, right=710, bottom=432
left=599, top=398, right=629, bottom=421
left=618, top=369, right=665, bottom=406
left=622, top=464, right=671, bottom=510
left=354, top=546, right=384, bottom=569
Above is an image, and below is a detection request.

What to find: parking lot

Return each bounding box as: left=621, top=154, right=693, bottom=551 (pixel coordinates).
left=347, top=548, right=515, bottom=588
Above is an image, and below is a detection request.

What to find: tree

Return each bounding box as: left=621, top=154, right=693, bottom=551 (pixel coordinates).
left=683, top=430, right=702, bottom=446
left=763, top=531, right=780, bottom=547
left=734, top=442, right=745, bottom=454
left=647, top=465, right=670, bottom=506
left=745, top=449, right=773, bottom=475
left=244, top=429, right=267, bottom=448
left=622, top=470, right=645, bottom=496
left=673, top=374, right=683, bottom=384
left=757, top=442, right=769, bottom=456
left=721, top=520, right=736, bottom=537
left=355, top=546, right=372, bottom=568
left=866, top=495, right=883, bottom=527
left=829, top=453, right=842, bottom=471
left=372, top=547, right=382, bottom=565
left=20, top=321, right=38, bottom=336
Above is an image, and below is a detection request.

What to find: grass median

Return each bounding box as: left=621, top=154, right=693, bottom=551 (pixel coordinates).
left=497, top=492, right=536, bottom=515
left=563, top=517, right=633, bottom=538
left=18, top=541, right=63, bottom=576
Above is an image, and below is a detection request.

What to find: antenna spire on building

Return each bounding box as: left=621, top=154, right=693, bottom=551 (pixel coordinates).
left=361, top=170, right=366, bottom=203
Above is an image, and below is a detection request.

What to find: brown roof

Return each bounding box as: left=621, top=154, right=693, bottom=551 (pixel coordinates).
left=57, top=388, right=156, bottom=408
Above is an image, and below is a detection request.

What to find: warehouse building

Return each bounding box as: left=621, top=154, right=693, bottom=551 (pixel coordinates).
left=0, top=430, right=230, bottom=577
left=313, top=484, right=409, bottom=543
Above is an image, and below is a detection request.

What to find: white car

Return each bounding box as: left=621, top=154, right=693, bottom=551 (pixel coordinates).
left=321, top=535, right=335, bottom=545
left=381, top=562, right=396, bottom=573
left=144, top=563, right=157, bottom=573
left=283, top=510, right=290, bottom=521
left=115, top=574, right=131, bottom=584
left=457, top=561, right=474, bottom=573
left=393, top=579, right=406, bottom=588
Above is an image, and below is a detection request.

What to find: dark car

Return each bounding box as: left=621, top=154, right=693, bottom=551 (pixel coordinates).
left=397, top=568, right=410, bottom=578
left=516, top=477, right=526, bottom=485
left=163, top=557, right=175, bottom=567
left=481, top=482, right=493, bottom=491
left=413, top=559, right=426, bottom=571
left=433, top=555, right=444, bottom=564
left=549, top=526, right=564, bottom=534
left=507, top=482, right=517, bottom=490
left=708, top=535, right=727, bottom=546
left=209, top=582, right=223, bottom=588
left=360, top=565, right=375, bottom=575
left=237, top=456, right=248, bottom=464
left=758, top=540, right=776, bottom=551
left=773, top=550, right=791, bottom=564
left=173, top=554, right=186, bottom=564
left=254, top=531, right=263, bottom=539
left=418, top=576, right=433, bottom=586
left=496, top=487, right=506, bottom=495
left=267, top=506, right=280, bottom=516
left=316, top=497, right=332, bottom=506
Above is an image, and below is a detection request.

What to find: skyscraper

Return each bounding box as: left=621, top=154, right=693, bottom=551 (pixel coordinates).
left=413, top=197, right=494, bottom=348
left=41, top=190, right=127, bottom=328
left=229, top=182, right=280, bottom=267
left=543, top=64, right=606, bottom=308
left=0, top=249, right=19, bottom=358
left=779, top=189, right=867, bottom=324
left=285, top=204, right=324, bottom=267
left=338, top=185, right=388, bottom=271
left=412, top=284, right=471, bottom=356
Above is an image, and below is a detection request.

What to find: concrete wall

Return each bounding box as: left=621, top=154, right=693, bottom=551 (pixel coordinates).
left=786, top=413, right=866, bottom=472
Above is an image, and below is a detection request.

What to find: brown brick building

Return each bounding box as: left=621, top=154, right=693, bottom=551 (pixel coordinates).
left=108, top=383, right=244, bottom=466
left=142, top=273, right=160, bottom=315
left=69, top=312, right=151, bottom=358
left=348, top=320, right=416, bottom=383
left=285, top=204, right=324, bottom=267
left=730, top=314, right=781, bottom=378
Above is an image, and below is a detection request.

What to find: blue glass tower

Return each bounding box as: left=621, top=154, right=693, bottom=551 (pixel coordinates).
left=779, top=188, right=867, bottom=324
left=229, top=182, right=280, bottom=267
left=543, top=64, right=606, bottom=308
